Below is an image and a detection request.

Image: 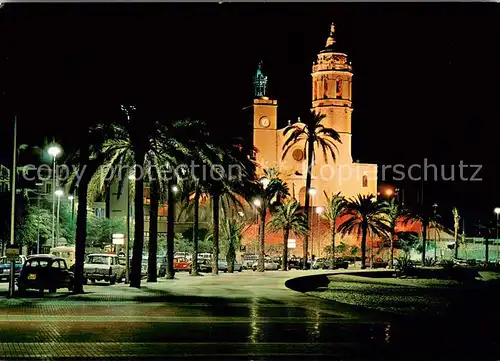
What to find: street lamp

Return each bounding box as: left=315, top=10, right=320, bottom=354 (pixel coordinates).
left=171, top=185, right=179, bottom=194
left=385, top=188, right=394, bottom=197
left=253, top=198, right=262, bottom=208
left=494, top=208, right=500, bottom=261
left=308, top=187, right=317, bottom=196
left=47, top=145, right=61, bottom=248
left=68, top=195, right=75, bottom=221
left=55, top=189, right=63, bottom=247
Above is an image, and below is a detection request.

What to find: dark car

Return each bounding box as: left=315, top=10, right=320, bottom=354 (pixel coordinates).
left=288, top=258, right=311, bottom=270
left=17, top=255, right=74, bottom=294
left=0, top=256, right=26, bottom=281
left=313, top=258, right=349, bottom=270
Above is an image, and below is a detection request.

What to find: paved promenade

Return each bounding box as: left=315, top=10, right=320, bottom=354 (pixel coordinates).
left=0, top=269, right=496, bottom=359
left=0, top=270, right=393, bottom=359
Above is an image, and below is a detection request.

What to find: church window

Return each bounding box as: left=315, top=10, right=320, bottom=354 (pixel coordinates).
left=336, top=78, right=342, bottom=99
left=362, top=175, right=368, bottom=188
left=323, top=78, right=328, bottom=99
left=292, top=149, right=304, bottom=162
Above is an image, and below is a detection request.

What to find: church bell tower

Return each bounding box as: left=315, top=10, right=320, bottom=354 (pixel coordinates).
left=252, top=61, right=278, bottom=171
left=311, top=23, right=353, bottom=164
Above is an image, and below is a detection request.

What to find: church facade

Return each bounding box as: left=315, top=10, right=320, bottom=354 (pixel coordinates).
left=251, top=24, right=377, bottom=209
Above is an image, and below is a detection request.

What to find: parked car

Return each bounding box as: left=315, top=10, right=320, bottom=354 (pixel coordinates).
left=312, top=258, right=349, bottom=270
left=17, top=255, right=74, bottom=294
left=50, top=246, right=75, bottom=268
left=174, top=252, right=192, bottom=261
left=83, top=254, right=125, bottom=284
left=372, top=258, right=389, bottom=269
left=252, top=259, right=279, bottom=271
left=174, top=257, right=191, bottom=272
left=242, top=254, right=258, bottom=269
left=0, top=256, right=26, bottom=281
left=288, top=257, right=311, bottom=270
left=217, top=259, right=243, bottom=272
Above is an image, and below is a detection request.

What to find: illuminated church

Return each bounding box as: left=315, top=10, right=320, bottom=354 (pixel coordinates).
left=251, top=24, right=377, bottom=208
left=243, top=24, right=378, bottom=257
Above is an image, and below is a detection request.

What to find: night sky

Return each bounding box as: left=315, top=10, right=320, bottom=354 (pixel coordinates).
left=0, top=3, right=498, bottom=231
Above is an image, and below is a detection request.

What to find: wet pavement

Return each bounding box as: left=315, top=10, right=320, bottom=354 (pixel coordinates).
left=0, top=270, right=498, bottom=359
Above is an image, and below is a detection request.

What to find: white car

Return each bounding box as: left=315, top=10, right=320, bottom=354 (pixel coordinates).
left=83, top=254, right=125, bottom=285
left=251, top=260, right=279, bottom=271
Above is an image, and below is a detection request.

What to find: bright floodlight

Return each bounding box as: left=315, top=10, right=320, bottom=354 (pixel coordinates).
left=308, top=188, right=317, bottom=196
left=260, top=177, right=270, bottom=189
left=253, top=198, right=262, bottom=208
left=47, top=145, right=61, bottom=158
left=494, top=208, right=500, bottom=215
left=68, top=195, right=74, bottom=200
left=54, top=190, right=63, bottom=197
left=171, top=185, right=179, bottom=193
left=385, top=188, right=394, bottom=196
left=316, top=206, right=324, bottom=215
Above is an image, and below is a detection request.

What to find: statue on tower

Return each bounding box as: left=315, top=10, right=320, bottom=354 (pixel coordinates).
left=253, top=61, right=268, bottom=98
left=325, top=22, right=336, bottom=48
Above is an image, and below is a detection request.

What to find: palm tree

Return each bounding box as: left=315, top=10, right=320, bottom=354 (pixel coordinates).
left=219, top=216, right=245, bottom=273
left=282, top=110, right=341, bottom=269
left=267, top=199, right=308, bottom=271
left=403, top=203, right=440, bottom=264
left=338, top=194, right=390, bottom=269
left=254, top=168, right=289, bottom=272
left=384, top=198, right=409, bottom=269
left=66, top=122, right=111, bottom=294
left=205, top=137, right=256, bottom=275
left=322, top=192, right=345, bottom=262
left=453, top=207, right=460, bottom=258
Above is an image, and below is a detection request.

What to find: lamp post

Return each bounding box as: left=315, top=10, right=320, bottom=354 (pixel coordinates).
left=55, top=189, right=63, bottom=246
left=308, top=188, right=316, bottom=260
left=68, top=195, right=75, bottom=222
left=494, top=208, right=500, bottom=261
left=35, top=182, right=43, bottom=254
left=8, top=116, right=17, bottom=297
left=315, top=206, right=324, bottom=257
left=47, top=145, right=61, bottom=248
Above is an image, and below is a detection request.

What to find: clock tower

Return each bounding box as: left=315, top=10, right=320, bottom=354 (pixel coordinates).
left=252, top=62, right=278, bottom=171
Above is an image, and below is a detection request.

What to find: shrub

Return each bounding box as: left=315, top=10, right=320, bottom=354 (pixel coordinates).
left=423, top=257, right=436, bottom=267
left=394, top=253, right=415, bottom=277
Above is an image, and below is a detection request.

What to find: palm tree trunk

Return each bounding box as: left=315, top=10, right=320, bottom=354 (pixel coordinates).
left=421, top=220, right=427, bottom=264
left=361, top=221, right=368, bottom=269
left=73, top=151, right=92, bottom=294
left=147, top=176, right=159, bottom=282
left=485, top=237, right=489, bottom=263
left=190, top=182, right=200, bottom=276
left=166, top=177, right=175, bottom=279
left=389, top=233, right=394, bottom=269
left=211, top=193, right=220, bottom=275
left=303, top=138, right=314, bottom=269
left=130, top=155, right=145, bottom=288
left=257, top=207, right=267, bottom=272
left=331, top=220, right=336, bottom=262
left=454, top=228, right=459, bottom=258
left=282, top=227, right=289, bottom=271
